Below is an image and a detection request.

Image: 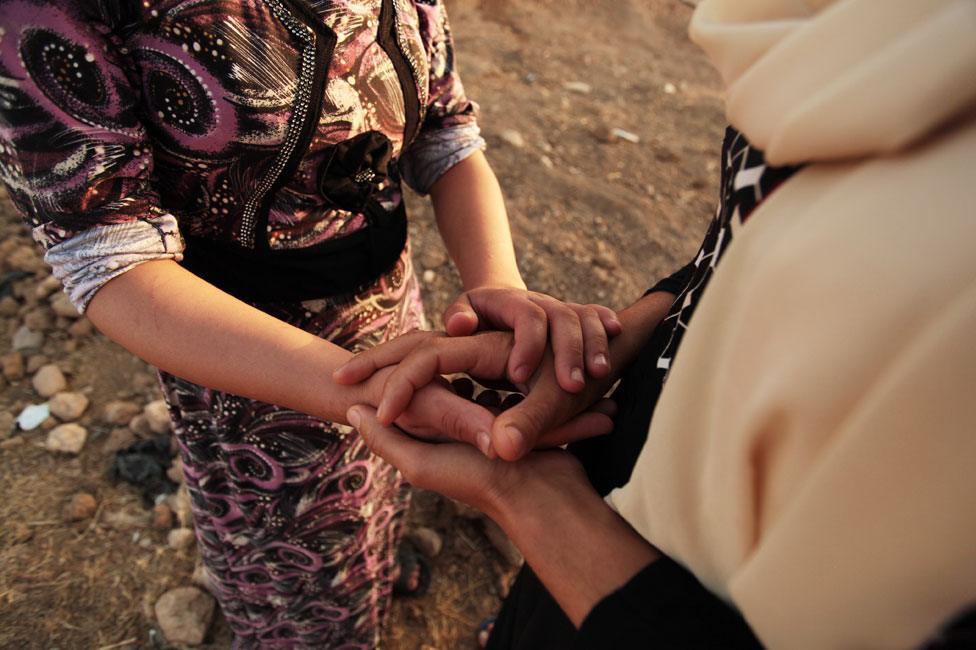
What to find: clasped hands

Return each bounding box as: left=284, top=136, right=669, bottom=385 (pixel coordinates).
left=333, top=286, right=624, bottom=519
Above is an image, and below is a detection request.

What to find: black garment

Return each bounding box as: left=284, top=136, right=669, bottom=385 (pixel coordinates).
left=487, top=128, right=798, bottom=649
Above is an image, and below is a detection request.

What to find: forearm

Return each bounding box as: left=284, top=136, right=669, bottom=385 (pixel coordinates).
left=429, top=150, right=524, bottom=290
left=494, top=475, right=659, bottom=627
left=606, top=290, right=675, bottom=379
left=86, top=260, right=369, bottom=423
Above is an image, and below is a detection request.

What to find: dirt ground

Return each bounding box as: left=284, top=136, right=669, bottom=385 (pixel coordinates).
left=0, top=0, right=724, bottom=648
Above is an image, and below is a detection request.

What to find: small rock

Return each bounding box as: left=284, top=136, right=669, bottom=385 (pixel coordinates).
left=0, top=436, right=24, bottom=450
left=62, top=339, right=77, bottom=354
left=608, top=127, right=640, bottom=144
left=422, top=269, right=436, bottom=284
left=23, top=307, right=54, bottom=332
left=407, top=527, right=443, bottom=558
left=45, top=423, right=87, bottom=454
left=498, top=129, right=526, bottom=149
left=103, top=400, right=141, bottom=425
left=1, top=352, right=24, bottom=380
left=49, top=293, right=80, bottom=319
left=663, top=82, right=677, bottom=95
left=67, top=318, right=94, bottom=338
left=25, top=354, right=49, bottom=374
left=144, top=400, right=171, bottom=434
left=101, top=427, right=137, bottom=455
left=191, top=562, right=213, bottom=593
left=167, top=486, right=193, bottom=528
left=154, top=586, right=215, bottom=646
left=152, top=503, right=175, bottom=530
left=166, top=458, right=185, bottom=484
left=0, top=412, right=14, bottom=438
left=129, top=414, right=153, bottom=437
left=41, top=416, right=59, bottom=430
left=0, top=296, right=18, bottom=317
left=32, top=364, right=67, bottom=397
left=11, top=325, right=43, bottom=352
left=48, top=392, right=89, bottom=421
left=63, top=492, right=97, bottom=521
left=167, top=527, right=196, bottom=551
left=562, top=80, right=592, bottom=94
left=16, top=403, right=50, bottom=430
left=6, top=246, right=42, bottom=273
left=592, top=240, right=618, bottom=270
left=539, top=154, right=554, bottom=169
left=35, top=275, right=61, bottom=299
left=419, top=248, right=448, bottom=270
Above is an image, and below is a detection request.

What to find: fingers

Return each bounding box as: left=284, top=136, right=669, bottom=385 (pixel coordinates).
left=377, top=332, right=513, bottom=425
left=333, top=331, right=437, bottom=385
left=490, top=380, right=567, bottom=461
left=537, top=399, right=616, bottom=447
left=531, top=296, right=586, bottom=393
left=348, top=405, right=426, bottom=480
left=574, top=304, right=612, bottom=380
left=458, top=290, right=548, bottom=385
left=443, top=293, right=479, bottom=337
left=397, top=384, right=497, bottom=457
left=591, top=304, right=623, bottom=338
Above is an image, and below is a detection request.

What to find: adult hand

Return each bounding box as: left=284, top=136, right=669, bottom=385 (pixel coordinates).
left=443, top=287, right=622, bottom=392
left=336, top=330, right=618, bottom=459
left=346, top=405, right=590, bottom=523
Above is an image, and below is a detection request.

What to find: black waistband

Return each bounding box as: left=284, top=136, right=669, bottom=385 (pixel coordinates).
left=179, top=201, right=408, bottom=303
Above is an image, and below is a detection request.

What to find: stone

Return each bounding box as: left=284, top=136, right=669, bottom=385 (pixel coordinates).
left=562, top=80, right=592, bottom=94
left=663, top=81, right=677, bottom=95
left=129, top=414, right=153, bottom=437
left=154, top=586, right=215, bottom=646
left=45, top=423, right=87, bottom=455
left=539, top=154, right=554, bottom=169
left=16, top=403, right=50, bottom=431
left=498, top=129, right=526, bottom=149
left=26, top=354, right=49, bottom=374
left=11, top=326, right=43, bottom=352
left=422, top=269, right=436, bottom=284
left=0, top=412, right=14, bottom=438
left=41, top=416, right=59, bottom=430
left=166, top=457, right=185, bottom=484
left=32, top=364, right=67, bottom=397
left=48, top=392, right=89, bottom=421
left=191, top=562, right=213, bottom=593
left=152, top=503, right=175, bottom=530
left=23, top=307, right=54, bottom=332
left=144, top=400, right=171, bottom=434
left=6, top=246, right=42, bottom=273
left=167, top=527, right=196, bottom=551
left=103, top=400, right=141, bottom=425
left=101, top=427, right=136, bottom=455
left=406, top=526, right=443, bottom=558
left=0, top=296, right=18, bottom=317
left=1, top=352, right=24, bottom=380
left=63, top=492, right=97, bottom=521
left=167, top=486, right=193, bottom=528
left=67, top=318, right=94, bottom=338
left=607, top=127, right=640, bottom=144
left=35, top=275, right=62, bottom=299
left=49, top=292, right=80, bottom=319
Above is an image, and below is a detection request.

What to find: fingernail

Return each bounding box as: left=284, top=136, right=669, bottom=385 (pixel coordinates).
left=504, top=425, right=524, bottom=455
left=594, top=353, right=608, bottom=368
left=513, top=365, right=531, bottom=383
left=476, top=431, right=492, bottom=456
left=347, top=408, right=362, bottom=428
left=571, top=367, right=584, bottom=384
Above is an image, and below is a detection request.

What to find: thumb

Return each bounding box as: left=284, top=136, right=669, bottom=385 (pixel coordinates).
left=490, top=388, right=564, bottom=461
left=443, top=293, right=479, bottom=336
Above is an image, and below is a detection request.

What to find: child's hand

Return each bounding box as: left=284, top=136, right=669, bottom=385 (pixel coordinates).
left=443, top=288, right=621, bottom=392
left=336, top=330, right=618, bottom=459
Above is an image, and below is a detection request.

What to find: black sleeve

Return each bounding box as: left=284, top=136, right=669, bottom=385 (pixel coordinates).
left=572, top=557, right=763, bottom=650
left=645, top=260, right=695, bottom=297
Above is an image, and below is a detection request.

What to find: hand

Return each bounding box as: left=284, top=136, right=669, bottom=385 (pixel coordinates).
left=346, top=405, right=591, bottom=523
left=360, top=364, right=496, bottom=445
left=444, top=287, right=622, bottom=392
left=336, top=330, right=618, bottom=460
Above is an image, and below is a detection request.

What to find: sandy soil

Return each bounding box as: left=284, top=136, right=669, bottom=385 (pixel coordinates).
left=0, top=1, right=724, bottom=648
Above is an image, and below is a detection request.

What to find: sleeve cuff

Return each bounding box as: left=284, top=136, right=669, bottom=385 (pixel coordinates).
left=41, top=214, right=184, bottom=313
left=398, top=122, right=486, bottom=195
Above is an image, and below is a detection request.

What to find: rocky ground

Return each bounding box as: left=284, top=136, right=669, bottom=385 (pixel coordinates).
left=0, top=1, right=724, bottom=648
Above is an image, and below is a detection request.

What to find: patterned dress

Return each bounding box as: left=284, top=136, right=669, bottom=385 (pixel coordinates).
left=0, top=0, right=483, bottom=646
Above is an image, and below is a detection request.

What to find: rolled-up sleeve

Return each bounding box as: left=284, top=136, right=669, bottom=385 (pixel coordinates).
left=399, top=0, right=486, bottom=194
left=0, top=0, right=184, bottom=312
